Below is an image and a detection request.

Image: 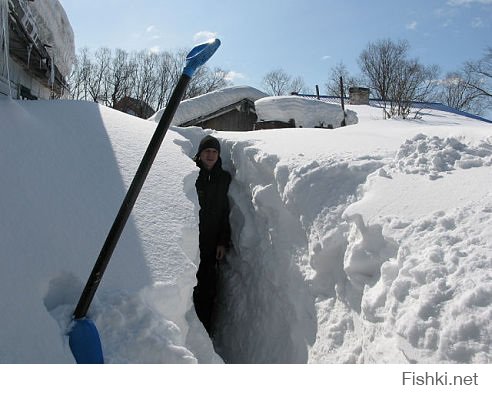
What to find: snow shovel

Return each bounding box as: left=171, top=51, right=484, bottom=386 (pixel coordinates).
left=68, top=39, right=221, bottom=363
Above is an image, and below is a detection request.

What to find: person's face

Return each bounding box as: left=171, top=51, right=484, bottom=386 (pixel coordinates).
left=200, top=148, right=219, bottom=170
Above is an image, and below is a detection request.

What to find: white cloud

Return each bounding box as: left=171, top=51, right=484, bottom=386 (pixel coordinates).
left=149, top=46, right=160, bottom=54
left=146, top=25, right=157, bottom=33
left=144, top=25, right=160, bottom=40
left=225, top=71, right=246, bottom=82
left=472, top=17, right=484, bottom=27
left=434, top=7, right=456, bottom=27
left=447, top=0, right=492, bottom=5
left=321, top=55, right=331, bottom=61
left=406, top=21, right=418, bottom=30
left=193, top=31, right=218, bottom=43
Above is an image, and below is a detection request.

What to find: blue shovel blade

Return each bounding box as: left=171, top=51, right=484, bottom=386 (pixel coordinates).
left=183, top=38, right=221, bottom=77
left=68, top=318, right=104, bottom=364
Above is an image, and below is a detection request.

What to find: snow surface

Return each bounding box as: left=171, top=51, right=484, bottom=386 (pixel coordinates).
left=0, top=94, right=491, bottom=364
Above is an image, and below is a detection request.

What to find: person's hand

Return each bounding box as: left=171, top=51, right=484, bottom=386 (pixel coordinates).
left=216, top=245, right=226, bottom=260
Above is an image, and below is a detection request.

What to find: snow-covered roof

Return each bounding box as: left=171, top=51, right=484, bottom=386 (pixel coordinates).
left=29, top=0, right=75, bottom=77
left=7, top=0, right=75, bottom=78
left=149, top=85, right=267, bottom=126
left=255, top=95, right=358, bottom=128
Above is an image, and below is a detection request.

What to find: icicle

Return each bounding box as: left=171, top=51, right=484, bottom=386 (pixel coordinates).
left=43, top=43, right=55, bottom=97
left=27, top=43, right=33, bottom=68
left=0, top=0, right=12, bottom=97
left=49, top=53, right=55, bottom=97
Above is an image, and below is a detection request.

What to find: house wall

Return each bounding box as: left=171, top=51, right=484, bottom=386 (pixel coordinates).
left=1, top=57, right=51, bottom=99
left=194, top=107, right=258, bottom=131
left=11, top=59, right=50, bottom=99
left=0, top=76, right=9, bottom=96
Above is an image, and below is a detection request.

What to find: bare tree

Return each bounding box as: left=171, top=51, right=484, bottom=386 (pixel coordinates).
left=65, top=46, right=232, bottom=117
left=290, top=76, right=308, bottom=94
left=462, top=48, right=492, bottom=113
left=358, top=39, right=409, bottom=102
left=186, top=65, right=231, bottom=99
left=438, top=71, right=487, bottom=115
left=154, top=51, right=179, bottom=110
left=131, top=51, right=159, bottom=117
left=434, top=48, right=492, bottom=116
left=358, top=38, right=439, bottom=118
left=465, top=48, right=492, bottom=97
left=262, top=69, right=292, bottom=95
left=261, top=68, right=309, bottom=95
left=325, top=62, right=360, bottom=96
left=88, top=47, right=111, bottom=103
left=67, top=47, right=92, bottom=100
left=107, top=49, right=134, bottom=108
left=390, top=61, right=440, bottom=118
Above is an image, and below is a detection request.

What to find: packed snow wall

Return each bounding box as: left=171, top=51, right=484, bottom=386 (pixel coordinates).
left=173, top=127, right=387, bottom=362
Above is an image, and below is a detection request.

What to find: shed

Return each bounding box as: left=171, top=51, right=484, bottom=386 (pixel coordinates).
left=150, top=86, right=268, bottom=132
left=179, top=98, right=258, bottom=131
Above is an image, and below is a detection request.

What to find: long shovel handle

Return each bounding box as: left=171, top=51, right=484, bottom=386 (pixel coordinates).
left=73, top=39, right=221, bottom=319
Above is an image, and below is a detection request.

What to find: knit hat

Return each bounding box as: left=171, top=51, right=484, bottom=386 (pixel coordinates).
left=193, top=135, right=221, bottom=162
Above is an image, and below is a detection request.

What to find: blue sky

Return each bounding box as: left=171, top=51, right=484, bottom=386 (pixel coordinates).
left=59, top=0, right=492, bottom=93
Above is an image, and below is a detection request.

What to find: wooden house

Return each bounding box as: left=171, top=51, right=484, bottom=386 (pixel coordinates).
left=151, top=86, right=268, bottom=132
left=179, top=98, right=258, bottom=131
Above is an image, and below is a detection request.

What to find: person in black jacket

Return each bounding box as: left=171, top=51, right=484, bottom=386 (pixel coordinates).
left=192, top=135, right=231, bottom=336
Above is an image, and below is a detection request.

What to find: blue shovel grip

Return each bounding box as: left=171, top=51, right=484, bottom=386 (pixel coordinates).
left=183, top=39, right=221, bottom=77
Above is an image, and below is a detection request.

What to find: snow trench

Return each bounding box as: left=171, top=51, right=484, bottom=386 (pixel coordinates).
left=174, top=127, right=395, bottom=363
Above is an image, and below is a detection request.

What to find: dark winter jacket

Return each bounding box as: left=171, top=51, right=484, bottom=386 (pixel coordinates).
left=195, top=157, right=231, bottom=254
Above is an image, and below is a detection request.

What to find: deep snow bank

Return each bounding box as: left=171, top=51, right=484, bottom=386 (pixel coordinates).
left=2, top=95, right=491, bottom=364
left=344, top=134, right=492, bottom=363
left=0, top=97, right=218, bottom=363
left=173, top=125, right=402, bottom=362
left=174, top=107, right=491, bottom=363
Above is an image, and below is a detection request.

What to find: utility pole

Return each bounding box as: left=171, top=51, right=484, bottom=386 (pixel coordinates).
left=340, top=76, right=346, bottom=127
